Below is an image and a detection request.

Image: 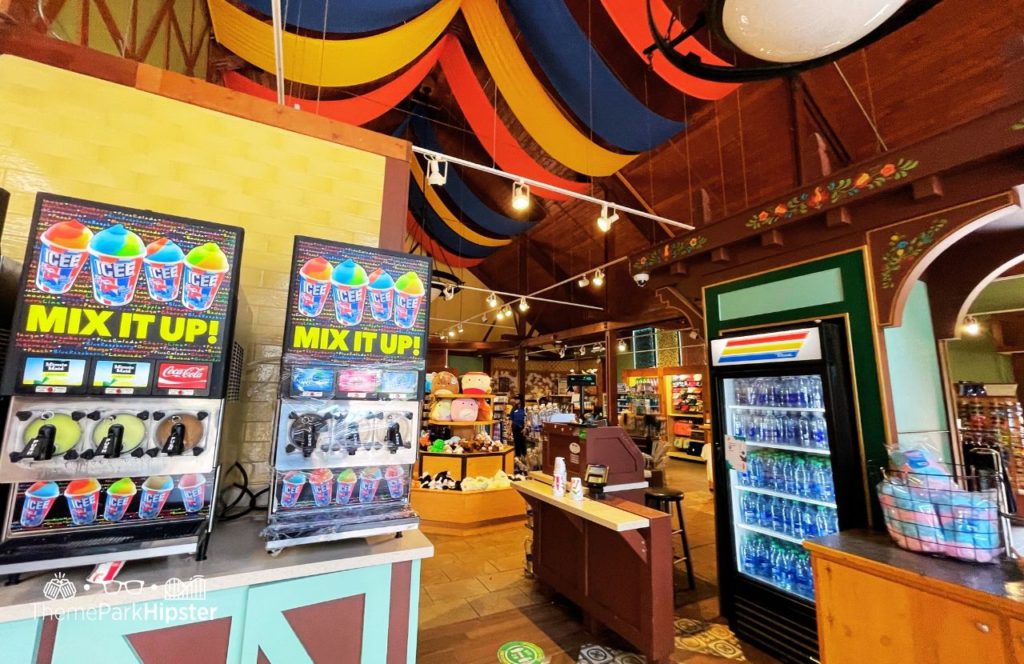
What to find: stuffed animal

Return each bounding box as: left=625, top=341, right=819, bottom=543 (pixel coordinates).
left=429, top=399, right=452, bottom=422
left=450, top=398, right=479, bottom=423
left=429, top=439, right=445, bottom=453
left=476, top=399, right=493, bottom=421
left=419, top=473, right=432, bottom=489
left=460, top=372, right=491, bottom=395
left=431, top=371, right=460, bottom=396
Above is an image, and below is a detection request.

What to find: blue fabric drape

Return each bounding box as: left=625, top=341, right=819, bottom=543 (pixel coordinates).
left=408, top=183, right=498, bottom=258
left=505, top=0, right=684, bottom=152
left=239, top=0, right=439, bottom=34
left=411, top=116, right=534, bottom=237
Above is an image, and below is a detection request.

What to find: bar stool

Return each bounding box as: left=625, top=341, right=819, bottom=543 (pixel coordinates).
left=644, top=487, right=696, bottom=590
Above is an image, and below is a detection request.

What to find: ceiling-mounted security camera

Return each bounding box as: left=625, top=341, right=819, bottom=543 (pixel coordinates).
left=633, top=271, right=650, bottom=287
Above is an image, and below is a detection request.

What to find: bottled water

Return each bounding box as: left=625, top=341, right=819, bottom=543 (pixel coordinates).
left=747, top=413, right=762, bottom=442
left=769, top=497, right=784, bottom=532
left=801, top=504, right=818, bottom=537
left=798, top=415, right=812, bottom=447
left=808, top=379, right=823, bottom=408
left=793, top=459, right=809, bottom=497
left=762, top=454, right=776, bottom=490
left=811, top=415, right=828, bottom=449
left=735, top=379, right=749, bottom=405
left=754, top=378, right=768, bottom=406
left=757, top=494, right=772, bottom=526
left=755, top=538, right=771, bottom=578
left=742, top=492, right=757, bottom=523
left=781, top=456, right=797, bottom=495
left=748, top=453, right=763, bottom=488
left=769, top=381, right=782, bottom=407
left=742, top=538, right=757, bottom=573
left=782, top=414, right=798, bottom=445
left=816, top=462, right=835, bottom=502
left=828, top=508, right=839, bottom=534
left=797, top=377, right=811, bottom=408
left=780, top=550, right=796, bottom=591
left=733, top=411, right=748, bottom=439
left=791, top=504, right=805, bottom=538
left=765, top=413, right=781, bottom=444
left=815, top=508, right=830, bottom=536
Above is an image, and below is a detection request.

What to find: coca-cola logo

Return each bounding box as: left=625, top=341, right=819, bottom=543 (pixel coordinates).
left=157, top=363, right=210, bottom=389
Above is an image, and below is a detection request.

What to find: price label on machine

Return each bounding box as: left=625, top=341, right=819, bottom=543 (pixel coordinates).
left=724, top=435, right=748, bottom=472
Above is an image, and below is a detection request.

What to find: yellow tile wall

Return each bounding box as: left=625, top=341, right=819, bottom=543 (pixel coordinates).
left=0, top=56, right=388, bottom=485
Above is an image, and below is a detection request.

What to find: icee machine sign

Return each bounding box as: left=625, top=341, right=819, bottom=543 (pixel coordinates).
left=2, top=193, right=243, bottom=397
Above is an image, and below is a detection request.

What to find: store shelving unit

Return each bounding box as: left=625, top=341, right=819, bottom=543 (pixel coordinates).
left=663, top=366, right=708, bottom=462
left=955, top=393, right=1024, bottom=505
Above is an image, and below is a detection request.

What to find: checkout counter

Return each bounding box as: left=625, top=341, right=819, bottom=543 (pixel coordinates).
left=515, top=424, right=674, bottom=663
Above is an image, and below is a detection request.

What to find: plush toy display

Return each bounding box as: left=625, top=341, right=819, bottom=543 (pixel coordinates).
left=431, top=371, right=460, bottom=396
left=450, top=398, right=479, bottom=423
left=460, top=371, right=491, bottom=395
left=429, top=400, right=452, bottom=421
left=476, top=399, right=492, bottom=421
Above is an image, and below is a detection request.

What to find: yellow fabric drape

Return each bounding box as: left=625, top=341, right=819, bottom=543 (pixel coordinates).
left=460, top=0, right=635, bottom=176
left=207, top=0, right=460, bottom=87
left=409, top=156, right=511, bottom=248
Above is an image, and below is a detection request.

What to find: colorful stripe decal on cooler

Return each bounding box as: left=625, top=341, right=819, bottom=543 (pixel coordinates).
left=710, top=328, right=822, bottom=366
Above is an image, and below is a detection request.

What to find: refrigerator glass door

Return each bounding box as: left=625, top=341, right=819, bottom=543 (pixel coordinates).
left=723, top=374, right=838, bottom=601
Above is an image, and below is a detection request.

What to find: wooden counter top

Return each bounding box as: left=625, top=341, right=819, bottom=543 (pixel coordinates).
left=513, top=479, right=649, bottom=531
left=806, top=530, right=1024, bottom=614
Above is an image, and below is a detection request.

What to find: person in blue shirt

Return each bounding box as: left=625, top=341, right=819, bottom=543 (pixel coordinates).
left=510, top=395, right=527, bottom=457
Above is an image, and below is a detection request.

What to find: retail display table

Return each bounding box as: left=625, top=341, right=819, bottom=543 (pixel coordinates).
left=806, top=530, right=1024, bottom=663
left=514, top=478, right=674, bottom=664
left=0, top=517, right=433, bottom=663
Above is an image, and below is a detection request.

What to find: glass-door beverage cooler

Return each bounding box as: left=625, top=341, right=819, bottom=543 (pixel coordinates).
left=710, top=322, right=868, bottom=663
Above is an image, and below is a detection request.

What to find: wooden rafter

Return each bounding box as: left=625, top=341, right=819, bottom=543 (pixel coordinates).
left=136, top=0, right=173, bottom=63
left=91, top=0, right=125, bottom=56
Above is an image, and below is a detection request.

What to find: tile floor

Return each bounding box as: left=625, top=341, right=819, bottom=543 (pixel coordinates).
left=415, top=460, right=779, bottom=663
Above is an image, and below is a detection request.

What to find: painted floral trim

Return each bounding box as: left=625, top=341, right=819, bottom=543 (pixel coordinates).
left=1013, top=118, right=1024, bottom=131
left=746, top=158, right=921, bottom=231
left=879, top=219, right=947, bottom=289
left=633, top=235, right=707, bottom=271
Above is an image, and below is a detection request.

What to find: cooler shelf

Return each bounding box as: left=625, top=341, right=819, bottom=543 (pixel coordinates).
left=745, top=441, right=832, bottom=456
left=728, top=405, right=826, bottom=413
left=738, top=485, right=837, bottom=509
left=737, top=522, right=804, bottom=545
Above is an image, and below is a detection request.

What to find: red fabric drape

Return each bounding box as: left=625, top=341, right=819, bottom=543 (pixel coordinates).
left=439, top=40, right=587, bottom=200
left=222, top=37, right=447, bottom=126
left=600, top=0, right=738, bottom=101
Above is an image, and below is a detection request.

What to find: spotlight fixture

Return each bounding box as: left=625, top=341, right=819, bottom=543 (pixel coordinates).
left=577, top=273, right=590, bottom=288
left=559, top=345, right=567, bottom=359
left=518, top=297, right=529, bottom=312
left=447, top=328, right=456, bottom=338
left=442, top=283, right=456, bottom=301
left=617, top=339, right=627, bottom=353
left=502, top=304, right=513, bottom=318
left=511, top=180, right=531, bottom=212
left=457, top=323, right=464, bottom=333
left=577, top=346, right=586, bottom=357
left=425, top=155, right=448, bottom=186
left=482, top=311, right=488, bottom=323
left=592, top=268, right=604, bottom=287
left=486, top=292, right=498, bottom=308
left=596, top=204, right=620, bottom=232
left=963, top=316, right=981, bottom=336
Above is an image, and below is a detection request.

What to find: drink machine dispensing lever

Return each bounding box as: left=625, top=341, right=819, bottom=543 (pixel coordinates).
left=83, top=423, right=124, bottom=460
left=9, top=424, right=56, bottom=463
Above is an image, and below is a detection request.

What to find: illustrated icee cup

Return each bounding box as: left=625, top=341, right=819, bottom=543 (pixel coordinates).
left=279, top=470, right=307, bottom=508
left=143, top=238, right=185, bottom=302
left=359, top=467, right=382, bottom=503
left=88, top=223, right=146, bottom=306
left=367, top=269, right=395, bottom=322
left=298, top=256, right=334, bottom=318
left=178, top=473, right=207, bottom=513
left=182, top=242, right=230, bottom=311
left=64, top=478, right=101, bottom=526
left=20, top=481, right=59, bottom=527
left=336, top=468, right=357, bottom=505
left=384, top=466, right=406, bottom=499
left=393, top=271, right=425, bottom=329
left=138, top=475, right=173, bottom=519
left=331, top=259, right=369, bottom=326
left=103, top=477, right=137, bottom=522
left=308, top=468, right=334, bottom=507
left=35, top=220, right=93, bottom=294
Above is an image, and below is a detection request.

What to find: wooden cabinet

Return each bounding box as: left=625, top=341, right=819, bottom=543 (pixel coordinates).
left=807, top=533, right=1024, bottom=664
left=813, top=557, right=1005, bottom=663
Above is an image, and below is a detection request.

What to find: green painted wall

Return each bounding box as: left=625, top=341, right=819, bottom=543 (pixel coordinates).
left=969, top=275, right=1024, bottom=314
left=717, top=267, right=844, bottom=321
left=882, top=281, right=952, bottom=461
left=705, top=251, right=887, bottom=524
left=446, top=354, right=484, bottom=376
left=947, top=331, right=1015, bottom=384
